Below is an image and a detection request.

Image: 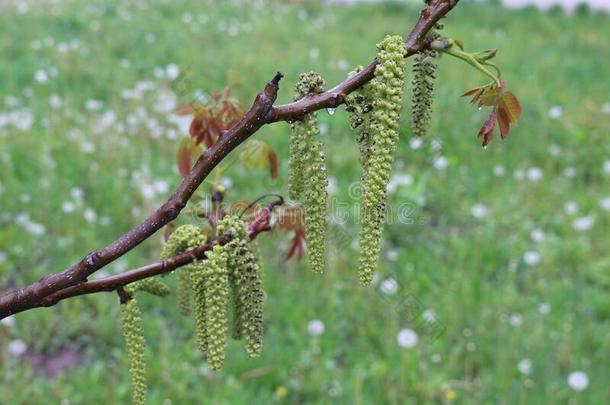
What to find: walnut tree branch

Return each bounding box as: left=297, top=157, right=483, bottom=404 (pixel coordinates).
left=0, top=0, right=459, bottom=319
left=36, top=198, right=282, bottom=309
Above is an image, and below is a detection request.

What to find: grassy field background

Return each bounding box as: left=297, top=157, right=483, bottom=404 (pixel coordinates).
left=1, top=0, right=609, bottom=403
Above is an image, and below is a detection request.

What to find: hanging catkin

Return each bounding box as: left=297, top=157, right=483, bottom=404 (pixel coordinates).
left=120, top=298, right=147, bottom=405
left=411, top=48, right=438, bottom=136
left=161, top=225, right=206, bottom=315
left=126, top=278, right=171, bottom=298
left=358, top=35, right=407, bottom=285
left=202, top=244, right=230, bottom=370
left=218, top=215, right=264, bottom=358
left=289, top=72, right=328, bottom=274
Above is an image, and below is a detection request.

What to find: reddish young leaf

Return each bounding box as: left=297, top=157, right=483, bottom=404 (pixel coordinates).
left=268, top=149, right=279, bottom=180
left=478, top=108, right=498, bottom=147
left=476, top=86, right=502, bottom=107
left=286, top=229, right=306, bottom=261
left=175, top=104, right=196, bottom=116
left=177, top=136, right=201, bottom=177
left=497, top=107, right=511, bottom=139
left=163, top=223, right=175, bottom=242
left=189, top=116, right=202, bottom=138
left=501, top=92, right=522, bottom=123
left=240, top=139, right=280, bottom=181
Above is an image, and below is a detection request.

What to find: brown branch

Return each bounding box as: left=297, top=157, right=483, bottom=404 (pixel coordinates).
left=36, top=198, right=281, bottom=309
left=0, top=0, right=459, bottom=319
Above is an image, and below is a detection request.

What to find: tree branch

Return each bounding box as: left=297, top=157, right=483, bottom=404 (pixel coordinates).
left=0, top=0, right=459, bottom=319
left=36, top=198, right=281, bottom=310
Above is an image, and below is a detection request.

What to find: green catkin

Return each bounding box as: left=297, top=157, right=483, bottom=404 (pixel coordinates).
left=191, top=261, right=209, bottom=354
left=346, top=70, right=375, bottom=181
left=120, top=298, right=147, bottom=405
left=126, top=278, right=171, bottom=298
left=287, top=72, right=326, bottom=200
left=161, top=225, right=206, bottom=315
left=411, top=49, right=438, bottom=136
left=218, top=215, right=265, bottom=358
left=290, top=72, right=328, bottom=274
left=202, top=244, right=230, bottom=370
left=358, top=35, right=407, bottom=285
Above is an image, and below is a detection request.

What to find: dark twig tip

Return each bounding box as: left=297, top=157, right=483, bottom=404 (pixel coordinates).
left=271, top=72, right=284, bottom=86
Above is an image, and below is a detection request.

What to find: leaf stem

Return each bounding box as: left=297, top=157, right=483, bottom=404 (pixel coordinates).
left=439, top=46, right=501, bottom=86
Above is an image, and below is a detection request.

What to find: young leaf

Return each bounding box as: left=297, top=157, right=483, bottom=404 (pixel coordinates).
left=501, top=92, right=522, bottom=123
left=240, top=139, right=279, bottom=181
left=177, top=136, right=202, bottom=177
left=175, top=104, right=197, bottom=116
left=478, top=108, right=497, bottom=147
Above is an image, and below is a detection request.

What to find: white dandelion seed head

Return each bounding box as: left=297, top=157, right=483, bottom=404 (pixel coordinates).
left=471, top=204, right=489, bottom=219
left=430, top=139, right=442, bottom=151
left=523, top=251, right=541, bottom=266
left=572, top=216, right=594, bottom=232
left=165, top=64, right=180, bottom=80
left=84, top=208, right=97, bottom=223
left=526, top=167, right=543, bottom=181
left=567, top=371, right=589, bottom=391
left=396, top=328, right=418, bottom=348
left=422, top=309, right=437, bottom=323
left=603, top=160, right=610, bottom=175
left=548, top=144, right=561, bottom=156
left=8, top=339, right=27, bottom=357
left=409, top=137, right=423, bottom=150
left=386, top=250, right=398, bottom=262
left=564, top=201, right=579, bottom=215
left=530, top=228, right=545, bottom=243
left=433, top=156, right=448, bottom=170
left=307, top=320, right=325, bottom=337
left=380, top=277, right=398, bottom=295
left=563, top=167, right=576, bottom=178
left=34, top=70, right=48, bottom=84
left=49, top=94, right=62, bottom=108
left=493, top=165, right=506, bottom=176
left=514, top=169, right=525, bottom=180
left=538, top=302, right=551, bottom=315
left=509, top=313, right=523, bottom=327
left=518, top=358, right=532, bottom=374
left=548, top=105, right=563, bottom=119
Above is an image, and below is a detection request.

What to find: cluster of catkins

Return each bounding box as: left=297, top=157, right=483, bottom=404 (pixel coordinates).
left=287, top=72, right=329, bottom=274
left=288, top=35, right=439, bottom=285
left=161, top=220, right=264, bottom=370
left=120, top=219, right=265, bottom=403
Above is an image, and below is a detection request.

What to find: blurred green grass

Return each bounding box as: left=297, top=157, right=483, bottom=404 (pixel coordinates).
left=1, top=0, right=609, bottom=403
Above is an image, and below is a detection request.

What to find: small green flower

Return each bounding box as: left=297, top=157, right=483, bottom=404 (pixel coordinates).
left=120, top=298, right=147, bottom=405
